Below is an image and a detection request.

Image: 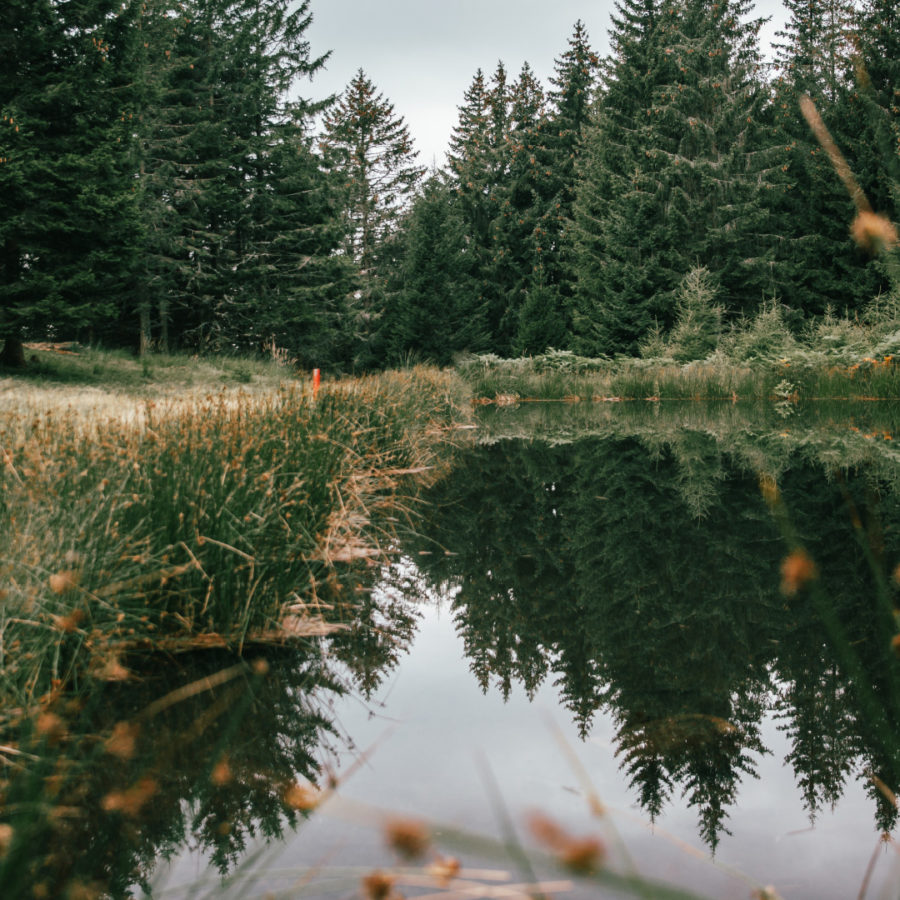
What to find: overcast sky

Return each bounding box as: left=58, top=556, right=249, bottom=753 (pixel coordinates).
left=304, top=0, right=787, bottom=167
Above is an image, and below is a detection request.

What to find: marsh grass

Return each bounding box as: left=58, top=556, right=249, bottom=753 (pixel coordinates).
left=461, top=354, right=769, bottom=404
left=461, top=350, right=900, bottom=406
left=0, top=360, right=472, bottom=897
left=0, top=365, right=469, bottom=711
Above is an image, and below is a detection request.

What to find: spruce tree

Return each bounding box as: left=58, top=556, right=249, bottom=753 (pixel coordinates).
left=853, top=0, right=900, bottom=226
left=387, top=175, right=488, bottom=365
left=320, top=70, right=425, bottom=367
left=447, top=65, right=515, bottom=354
left=516, top=21, right=599, bottom=354
left=121, top=0, right=349, bottom=359
left=768, top=0, right=875, bottom=317
left=572, top=0, right=778, bottom=355
left=0, top=0, right=141, bottom=364
left=571, top=0, right=675, bottom=355
left=492, top=64, right=553, bottom=353
left=214, top=0, right=351, bottom=361
left=649, top=0, right=777, bottom=313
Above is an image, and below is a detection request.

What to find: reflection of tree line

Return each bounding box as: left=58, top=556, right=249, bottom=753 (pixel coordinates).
left=7, top=431, right=900, bottom=892
left=410, top=436, right=900, bottom=849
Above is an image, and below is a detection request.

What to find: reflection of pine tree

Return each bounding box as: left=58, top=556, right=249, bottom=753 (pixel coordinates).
left=329, top=564, right=422, bottom=698
left=411, top=442, right=588, bottom=709
left=778, top=464, right=900, bottom=834
left=408, top=427, right=900, bottom=846
left=682, top=725, right=765, bottom=854
left=776, top=662, right=859, bottom=819
left=573, top=435, right=776, bottom=847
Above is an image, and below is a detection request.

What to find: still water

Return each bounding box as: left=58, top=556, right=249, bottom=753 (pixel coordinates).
left=18, top=402, right=900, bottom=898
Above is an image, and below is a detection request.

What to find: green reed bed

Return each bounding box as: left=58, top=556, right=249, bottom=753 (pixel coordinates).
left=460, top=350, right=900, bottom=405
left=0, top=366, right=468, bottom=712
left=461, top=353, right=767, bottom=403
left=773, top=353, right=900, bottom=401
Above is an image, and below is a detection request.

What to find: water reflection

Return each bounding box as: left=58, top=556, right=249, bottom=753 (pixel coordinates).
left=5, top=404, right=900, bottom=892
left=411, top=413, right=900, bottom=850
left=0, top=563, right=421, bottom=897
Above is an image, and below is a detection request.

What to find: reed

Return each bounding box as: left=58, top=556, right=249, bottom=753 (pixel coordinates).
left=0, top=364, right=469, bottom=714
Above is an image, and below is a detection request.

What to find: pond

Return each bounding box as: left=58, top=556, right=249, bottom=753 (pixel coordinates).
left=10, top=401, right=900, bottom=899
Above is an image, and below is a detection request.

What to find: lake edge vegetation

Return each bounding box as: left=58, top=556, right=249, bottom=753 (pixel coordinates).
left=0, top=364, right=470, bottom=708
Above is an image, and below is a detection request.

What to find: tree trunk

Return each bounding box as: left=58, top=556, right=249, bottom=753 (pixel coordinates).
left=158, top=296, right=169, bottom=354
left=139, top=303, right=152, bottom=357
left=0, top=337, right=26, bottom=368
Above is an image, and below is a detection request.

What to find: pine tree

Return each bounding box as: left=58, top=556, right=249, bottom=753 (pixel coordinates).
left=447, top=65, right=515, bottom=354
left=121, top=0, right=349, bottom=359
left=213, top=0, right=351, bottom=361
left=321, top=70, right=425, bottom=367
left=510, top=25, right=602, bottom=356
left=649, top=0, right=778, bottom=312
left=571, top=0, right=676, bottom=355
left=517, top=20, right=599, bottom=353
left=853, top=0, right=900, bottom=224
left=0, top=0, right=141, bottom=364
left=490, top=64, right=556, bottom=354
left=386, top=174, right=488, bottom=364
left=572, top=0, right=778, bottom=355
left=768, top=0, right=875, bottom=317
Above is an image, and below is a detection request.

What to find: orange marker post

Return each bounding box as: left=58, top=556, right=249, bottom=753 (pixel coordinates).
left=312, top=368, right=321, bottom=400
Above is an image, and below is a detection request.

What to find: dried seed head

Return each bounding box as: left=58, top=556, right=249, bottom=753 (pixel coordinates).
left=101, top=777, right=158, bottom=817
left=528, top=812, right=606, bottom=874
left=65, top=881, right=104, bottom=900
left=361, top=870, right=397, bottom=900
left=753, top=887, right=785, bottom=900
left=560, top=836, right=606, bottom=874
left=50, top=608, right=86, bottom=632
left=283, top=782, right=319, bottom=810
left=781, top=550, right=817, bottom=596
left=105, top=722, right=139, bottom=760
left=49, top=570, right=79, bottom=595
left=384, top=817, right=430, bottom=860
left=93, top=654, right=131, bottom=682
left=426, top=855, right=461, bottom=885
left=35, top=712, right=66, bottom=743
left=211, top=757, right=233, bottom=786
left=759, top=474, right=779, bottom=506
left=0, top=823, right=13, bottom=857
left=851, top=211, right=899, bottom=254
left=252, top=658, right=270, bottom=676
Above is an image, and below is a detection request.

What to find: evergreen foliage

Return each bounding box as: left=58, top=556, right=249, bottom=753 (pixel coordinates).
left=570, top=0, right=675, bottom=356
left=768, top=0, right=877, bottom=318
left=321, top=69, right=425, bottom=367
left=0, top=0, right=141, bottom=363
left=572, top=0, right=781, bottom=356
left=447, top=65, right=514, bottom=354
left=667, top=266, right=724, bottom=361
left=522, top=21, right=599, bottom=350
left=2, top=0, right=899, bottom=368
left=387, top=174, right=488, bottom=365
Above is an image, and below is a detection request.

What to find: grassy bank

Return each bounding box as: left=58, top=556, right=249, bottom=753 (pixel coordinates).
left=0, top=353, right=476, bottom=897
left=459, top=349, right=900, bottom=405
left=0, top=357, right=470, bottom=711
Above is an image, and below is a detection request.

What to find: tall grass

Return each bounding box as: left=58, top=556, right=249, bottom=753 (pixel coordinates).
left=459, top=352, right=769, bottom=404
left=0, top=366, right=469, bottom=712
left=459, top=349, right=900, bottom=405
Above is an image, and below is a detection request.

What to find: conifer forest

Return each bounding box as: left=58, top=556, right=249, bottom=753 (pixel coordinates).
left=2, top=0, right=899, bottom=371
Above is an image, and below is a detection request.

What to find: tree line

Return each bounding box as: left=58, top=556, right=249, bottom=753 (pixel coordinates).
left=1, top=0, right=898, bottom=369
